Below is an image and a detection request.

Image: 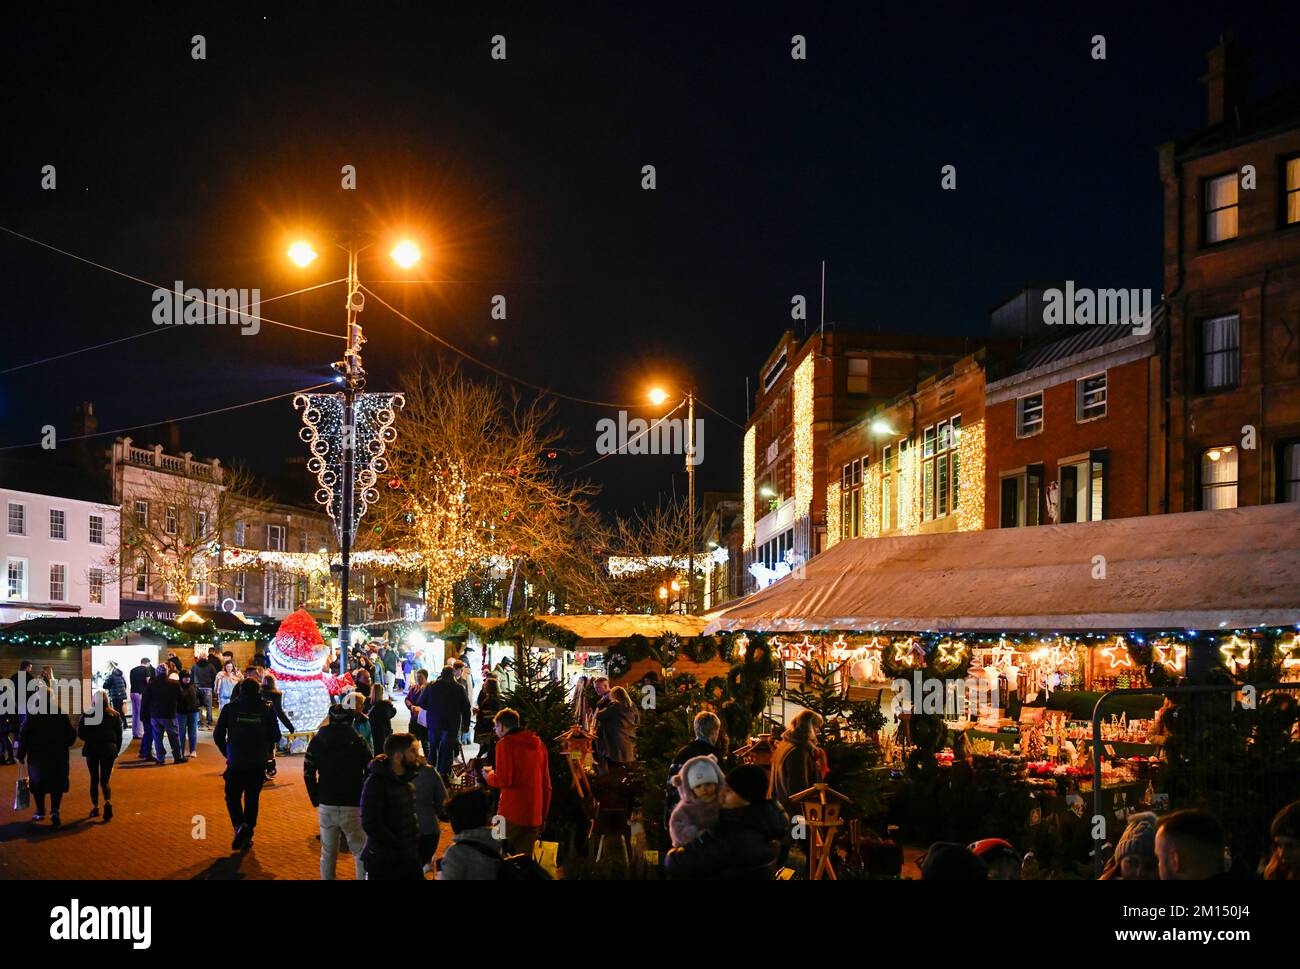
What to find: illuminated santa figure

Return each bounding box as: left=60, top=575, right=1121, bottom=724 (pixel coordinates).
left=268, top=608, right=335, bottom=734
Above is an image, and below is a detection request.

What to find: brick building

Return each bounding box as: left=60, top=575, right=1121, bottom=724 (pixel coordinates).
left=826, top=352, right=989, bottom=545
left=984, top=316, right=1163, bottom=528
left=1159, top=37, right=1300, bottom=511
left=741, top=328, right=972, bottom=590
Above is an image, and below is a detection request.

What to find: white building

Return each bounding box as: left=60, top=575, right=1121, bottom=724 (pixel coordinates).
left=2, top=486, right=121, bottom=623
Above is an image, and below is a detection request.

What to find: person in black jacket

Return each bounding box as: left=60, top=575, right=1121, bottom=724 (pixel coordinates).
left=176, top=672, right=201, bottom=759
left=359, top=732, right=422, bottom=880
left=17, top=684, right=78, bottom=826
left=191, top=654, right=217, bottom=727
left=77, top=689, right=124, bottom=821
left=415, top=667, right=471, bottom=777
left=214, top=678, right=280, bottom=851
left=665, top=765, right=790, bottom=880
left=128, top=657, right=154, bottom=750
left=104, top=663, right=129, bottom=720
left=367, top=684, right=396, bottom=758
left=260, top=673, right=296, bottom=737
left=143, top=665, right=184, bottom=765
left=305, top=705, right=373, bottom=880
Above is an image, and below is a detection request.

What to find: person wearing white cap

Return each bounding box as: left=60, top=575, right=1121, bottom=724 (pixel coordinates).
left=668, top=754, right=726, bottom=847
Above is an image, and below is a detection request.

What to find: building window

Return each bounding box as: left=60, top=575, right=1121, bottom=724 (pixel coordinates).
left=1016, top=393, right=1044, bottom=437
left=1279, top=441, right=1300, bottom=503
left=880, top=445, right=893, bottom=531
left=266, top=570, right=293, bottom=610
left=49, top=509, right=67, bottom=540
left=1201, top=314, right=1240, bottom=391
left=1204, top=172, right=1239, bottom=244
left=192, top=510, right=208, bottom=540
left=1076, top=372, right=1107, bottom=422
left=134, top=500, right=148, bottom=528
left=846, top=356, right=871, bottom=394
left=1059, top=450, right=1108, bottom=523
left=89, top=568, right=104, bottom=605
left=1000, top=466, right=1044, bottom=528
left=49, top=563, right=66, bottom=601
left=267, top=524, right=286, bottom=551
left=1200, top=446, right=1238, bottom=510
left=6, top=558, right=27, bottom=599
left=232, top=572, right=245, bottom=603
left=7, top=502, right=25, bottom=536
left=165, top=506, right=177, bottom=535
left=134, top=557, right=148, bottom=595
left=234, top=520, right=246, bottom=546
left=922, top=416, right=961, bottom=520
left=89, top=514, right=104, bottom=545
left=840, top=458, right=863, bottom=539
left=1285, top=156, right=1300, bottom=226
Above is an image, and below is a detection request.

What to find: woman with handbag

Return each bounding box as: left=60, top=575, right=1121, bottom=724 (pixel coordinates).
left=17, top=683, right=77, bottom=826
left=77, top=689, right=124, bottom=820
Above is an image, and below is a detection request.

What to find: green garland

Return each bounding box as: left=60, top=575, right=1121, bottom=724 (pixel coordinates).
left=0, top=615, right=272, bottom=648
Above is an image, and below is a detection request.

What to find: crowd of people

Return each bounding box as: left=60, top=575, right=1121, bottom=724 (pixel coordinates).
left=5, top=650, right=1299, bottom=881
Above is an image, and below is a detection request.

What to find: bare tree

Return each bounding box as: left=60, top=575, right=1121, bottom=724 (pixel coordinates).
left=597, top=496, right=700, bottom=613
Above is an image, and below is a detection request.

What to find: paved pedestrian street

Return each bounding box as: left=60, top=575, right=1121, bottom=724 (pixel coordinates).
left=0, top=731, right=451, bottom=880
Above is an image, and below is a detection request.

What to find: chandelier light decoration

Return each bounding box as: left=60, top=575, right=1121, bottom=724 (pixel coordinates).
left=295, top=392, right=405, bottom=537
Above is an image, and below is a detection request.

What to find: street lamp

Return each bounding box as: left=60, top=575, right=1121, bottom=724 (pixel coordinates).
left=289, top=230, right=419, bottom=666
left=648, top=385, right=697, bottom=614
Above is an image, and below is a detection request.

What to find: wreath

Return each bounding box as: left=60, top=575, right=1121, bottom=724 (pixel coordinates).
left=681, top=636, right=716, bottom=664
left=605, top=645, right=632, bottom=680
left=624, top=634, right=652, bottom=663
left=651, top=633, right=681, bottom=667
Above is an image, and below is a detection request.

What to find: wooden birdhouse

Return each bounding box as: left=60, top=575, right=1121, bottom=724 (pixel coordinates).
left=790, top=782, right=852, bottom=880
left=555, top=725, right=597, bottom=757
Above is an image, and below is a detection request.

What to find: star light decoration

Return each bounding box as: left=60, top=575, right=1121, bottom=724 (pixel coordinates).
left=892, top=636, right=926, bottom=669
left=1279, top=634, right=1300, bottom=675
left=1153, top=639, right=1188, bottom=674
left=1101, top=637, right=1134, bottom=670
left=934, top=639, right=968, bottom=670
left=1219, top=635, right=1253, bottom=674
left=294, top=391, right=405, bottom=537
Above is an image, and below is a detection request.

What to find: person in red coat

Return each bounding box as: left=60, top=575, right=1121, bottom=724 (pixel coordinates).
left=484, top=708, right=552, bottom=858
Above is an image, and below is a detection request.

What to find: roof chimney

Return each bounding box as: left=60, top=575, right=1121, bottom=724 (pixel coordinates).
left=1202, top=34, right=1248, bottom=128
left=71, top=401, right=97, bottom=438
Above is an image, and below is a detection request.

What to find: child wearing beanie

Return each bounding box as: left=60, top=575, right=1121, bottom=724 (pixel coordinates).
left=1106, top=811, right=1159, bottom=880
left=669, top=755, right=726, bottom=846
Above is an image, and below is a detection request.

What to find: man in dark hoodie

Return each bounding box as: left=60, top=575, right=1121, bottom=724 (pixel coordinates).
left=143, top=665, right=184, bottom=765
left=214, top=678, right=280, bottom=851
left=191, top=651, right=217, bottom=728
left=305, top=704, right=373, bottom=880
left=359, top=732, right=422, bottom=880
left=665, top=764, right=790, bottom=880
left=416, top=667, right=471, bottom=778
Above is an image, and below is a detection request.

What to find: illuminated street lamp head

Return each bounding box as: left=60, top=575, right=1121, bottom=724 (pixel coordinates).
left=647, top=387, right=669, bottom=407
left=390, top=239, right=421, bottom=269
left=658, top=585, right=669, bottom=600
left=287, top=240, right=318, bottom=268
left=870, top=419, right=896, bottom=436
left=759, top=485, right=776, bottom=498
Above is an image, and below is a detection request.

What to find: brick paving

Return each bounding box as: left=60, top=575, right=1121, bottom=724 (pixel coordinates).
left=0, top=720, right=452, bottom=881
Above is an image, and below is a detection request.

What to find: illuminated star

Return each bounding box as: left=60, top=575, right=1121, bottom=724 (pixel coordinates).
left=936, top=640, right=966, bottom=667
left=1153, top=641, right=1187, bottom=673
left=1101, top=641, right=1133, bottom=670
left=1219, top=636, right=1252, bottom=673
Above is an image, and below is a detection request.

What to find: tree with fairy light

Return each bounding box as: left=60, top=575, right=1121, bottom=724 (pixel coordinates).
left=372, top=363, right=604, bottom=617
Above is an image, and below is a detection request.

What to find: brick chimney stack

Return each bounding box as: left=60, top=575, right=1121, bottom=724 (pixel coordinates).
left=71, top=400, right=97, bottom=437
left=1202, top=34, right=1248, bottom=128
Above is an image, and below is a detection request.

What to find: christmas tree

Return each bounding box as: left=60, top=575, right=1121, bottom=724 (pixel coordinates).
left=268, top=609, right=334, bottom=738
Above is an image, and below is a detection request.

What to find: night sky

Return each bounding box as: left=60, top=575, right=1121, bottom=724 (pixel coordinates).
left=2, top=4, right=1294, bottom=514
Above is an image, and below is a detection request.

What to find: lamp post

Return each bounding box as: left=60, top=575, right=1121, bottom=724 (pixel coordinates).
left=289, top=229, right=419, bottom=665
left=649, top=385, right=697, bottom=614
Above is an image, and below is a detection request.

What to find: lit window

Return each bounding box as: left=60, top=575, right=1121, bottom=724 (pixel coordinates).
left=1204, top=172, right=1238, bottom=244
left=1201, top=446, right=1238, bottom=510
left=1077, top=372, right=1107, bottom=421
left=134, top=557, right=148, bottom=595
left=89, top=568, right=104, bottom=604
left=6, top=558, right=27, bottom=599
left=165, top=506, right=177, bottom=535
left=1017, top=394, right=1044, bottom=437
left=1059, top=451, right=1108, bottom=522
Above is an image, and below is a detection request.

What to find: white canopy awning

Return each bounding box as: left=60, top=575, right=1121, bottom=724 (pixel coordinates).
left=706, top=504, right=1300, bottom=634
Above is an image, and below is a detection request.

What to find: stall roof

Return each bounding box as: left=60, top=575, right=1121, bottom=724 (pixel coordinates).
left=464, top=613, right=709, bottom=647
left=706, top=504, right=1300, bottom=634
